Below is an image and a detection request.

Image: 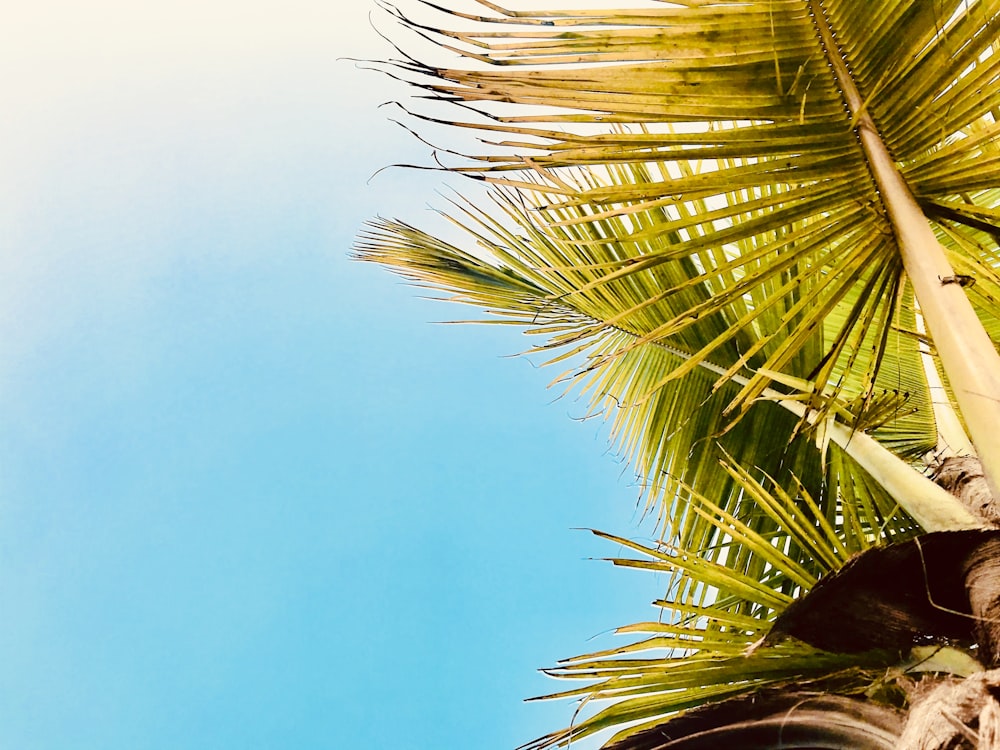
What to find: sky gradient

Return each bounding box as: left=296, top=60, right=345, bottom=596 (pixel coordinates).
left=1, top=3, right=662, bottom=748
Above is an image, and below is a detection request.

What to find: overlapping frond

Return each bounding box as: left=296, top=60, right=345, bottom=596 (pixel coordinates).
left=517, top=461, right=918, bottom=750
left=357, top=176, right=927, bottom=543
left=357, top=2, right=1000, bottom=747
left=366, top=0, right=1000, bottom=458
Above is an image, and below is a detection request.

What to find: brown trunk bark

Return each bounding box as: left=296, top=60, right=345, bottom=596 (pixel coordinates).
left=964, top=537, right=1000, bottom=669
left=933, top=456, right=1000, bottom=526
left=898, top=671, right=1000, bottom=749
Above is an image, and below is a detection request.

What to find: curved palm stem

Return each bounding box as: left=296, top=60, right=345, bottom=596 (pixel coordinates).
left=763, top=385, right=982, bottom=531
left=662, top=339, right=981, bottom=530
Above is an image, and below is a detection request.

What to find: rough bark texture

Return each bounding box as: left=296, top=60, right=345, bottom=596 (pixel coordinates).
left=963, top=537, right=1000, bottom=668
left=933, top=456, right=1000, bottom=526
left=982, top=696, right=1000, bottom=749
left=897, top=671, right=1000, bottom=750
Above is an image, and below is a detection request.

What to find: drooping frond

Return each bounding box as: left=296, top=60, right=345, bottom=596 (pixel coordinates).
left=517, top=461, right=921, bottom=749
left=357, top=180, right=949, bottom=541
left=357, top=3, right=1000, bottom=747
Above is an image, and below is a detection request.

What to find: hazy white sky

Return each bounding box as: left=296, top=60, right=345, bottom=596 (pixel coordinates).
left=0, top=3, right=659, bottom=749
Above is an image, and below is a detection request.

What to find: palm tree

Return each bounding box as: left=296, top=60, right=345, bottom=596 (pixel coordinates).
left=356, top=1, right=1000, bottom=747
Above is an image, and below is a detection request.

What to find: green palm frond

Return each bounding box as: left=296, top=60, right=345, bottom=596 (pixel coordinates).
left=518, top=460, right=918, bottom=749
left=357, top=4, right=1000, bottom=747
left=356, top=180, right=953, bottom=540
left=525, top=647, right=895, bottom=750
left=364, top=0, right=1000, bottom=457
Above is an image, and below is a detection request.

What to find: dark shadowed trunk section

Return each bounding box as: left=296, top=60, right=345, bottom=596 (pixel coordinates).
left=765, top=531, right=1000, bottom=653
left=757, top=530, right=1000, bottom=748
left=605, top=691, right=903, bottom=750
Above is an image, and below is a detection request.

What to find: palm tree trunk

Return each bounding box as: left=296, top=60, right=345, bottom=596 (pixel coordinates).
left=915, top=306, right=975, bottom=458
left=811, top=1, right=1000, bottom=501
left=897, top=671, right=1000, bottom=749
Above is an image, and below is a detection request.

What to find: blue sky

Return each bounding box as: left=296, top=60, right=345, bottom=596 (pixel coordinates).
left=1, top=2, right=662, bottom=748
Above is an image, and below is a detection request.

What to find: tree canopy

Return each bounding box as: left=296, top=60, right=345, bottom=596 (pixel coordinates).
left=358, top=1, right=1000, bottom=747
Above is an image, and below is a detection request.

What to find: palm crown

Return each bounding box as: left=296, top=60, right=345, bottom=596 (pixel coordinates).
left=357, top=1, right=1000, bottom=747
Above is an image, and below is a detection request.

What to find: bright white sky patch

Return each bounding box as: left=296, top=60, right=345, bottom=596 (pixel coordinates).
left=0, top=3, right=658, bottom=750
